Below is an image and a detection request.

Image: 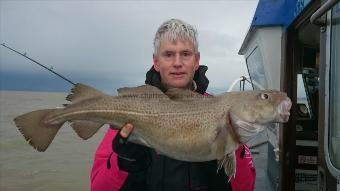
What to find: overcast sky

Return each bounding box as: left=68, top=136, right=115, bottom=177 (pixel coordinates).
left=0, top=0, right=258, bottom=94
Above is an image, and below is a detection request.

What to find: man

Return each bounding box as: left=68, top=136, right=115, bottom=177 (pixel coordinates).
left=90, top=18, right=255, bottom=191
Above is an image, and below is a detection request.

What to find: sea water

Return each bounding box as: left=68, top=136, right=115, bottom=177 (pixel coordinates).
left=0, top=90, right=107, bottom=191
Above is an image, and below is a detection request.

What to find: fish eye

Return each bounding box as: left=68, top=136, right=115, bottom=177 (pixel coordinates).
left=260, top=93, right=269, bottom=100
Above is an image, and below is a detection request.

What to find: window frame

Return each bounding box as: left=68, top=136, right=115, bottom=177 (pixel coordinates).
left=324, top=8, right=340, bottom=179
left=245, top=46, right=267, bottom=90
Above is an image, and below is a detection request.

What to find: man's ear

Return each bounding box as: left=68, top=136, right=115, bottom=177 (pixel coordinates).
left=153, top=54, right=160, bottom=72
left=194, top=52, right=200, bottom=71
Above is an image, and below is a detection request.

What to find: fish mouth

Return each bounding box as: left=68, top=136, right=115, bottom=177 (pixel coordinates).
left=277, top=97, right=292, bottom=122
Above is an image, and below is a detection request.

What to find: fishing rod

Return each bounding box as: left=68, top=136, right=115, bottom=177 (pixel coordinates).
left=1, top=43, right=76, bottom=85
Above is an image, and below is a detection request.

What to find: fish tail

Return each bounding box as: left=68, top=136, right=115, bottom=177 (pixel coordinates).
left=14, top=109, right=63, bottom=152
left=71, top=120, right=103, bottom=140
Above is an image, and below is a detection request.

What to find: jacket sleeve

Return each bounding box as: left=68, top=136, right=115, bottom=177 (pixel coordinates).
left=90, top=128, right=128, bottom=191
left=229, top=144, right=256, bottom=191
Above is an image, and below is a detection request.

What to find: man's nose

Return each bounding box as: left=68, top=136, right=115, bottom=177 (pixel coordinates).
left=173, top=54, right=183, bottom=68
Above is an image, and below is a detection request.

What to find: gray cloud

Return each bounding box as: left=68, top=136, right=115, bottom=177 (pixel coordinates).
left=0, top=0, right=258, bottom=93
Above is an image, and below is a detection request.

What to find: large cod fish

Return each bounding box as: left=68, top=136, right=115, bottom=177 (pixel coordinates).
left=14, top=83, right=291, bottom=177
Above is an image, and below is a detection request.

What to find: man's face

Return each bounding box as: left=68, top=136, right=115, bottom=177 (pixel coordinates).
left=153, top=38, right=200, bottom=89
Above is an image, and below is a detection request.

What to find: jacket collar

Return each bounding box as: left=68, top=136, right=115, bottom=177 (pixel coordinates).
left=145, top=65, right=209, bottom=94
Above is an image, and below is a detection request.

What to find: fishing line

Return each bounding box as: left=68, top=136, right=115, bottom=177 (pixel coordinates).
left=1, top=43, right=76, bottom=85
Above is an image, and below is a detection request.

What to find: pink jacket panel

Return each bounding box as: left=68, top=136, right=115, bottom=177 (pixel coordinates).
left=230, top=145, right=256, bottom=191
left=90, top=129, right=127, bottom=191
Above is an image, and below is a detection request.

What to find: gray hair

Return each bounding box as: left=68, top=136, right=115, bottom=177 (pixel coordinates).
left=153, top=18, right=198, bottom=55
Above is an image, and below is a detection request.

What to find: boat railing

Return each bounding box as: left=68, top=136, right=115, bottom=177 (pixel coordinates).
left=310, top=0, right=339, bottom=26
left=227, top=75, right=265, bottom=92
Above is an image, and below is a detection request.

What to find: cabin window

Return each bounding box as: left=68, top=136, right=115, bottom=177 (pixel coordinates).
left=329, top=5, right=340, bottom=170
left=297, top=74, right=313, bottom=119
left=246, top=47, right=268, bottom=90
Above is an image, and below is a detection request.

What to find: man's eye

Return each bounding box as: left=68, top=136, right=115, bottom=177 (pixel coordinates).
left=183, top=52, right=192, bottom=57
left=164, top=52, right=173, bottom=58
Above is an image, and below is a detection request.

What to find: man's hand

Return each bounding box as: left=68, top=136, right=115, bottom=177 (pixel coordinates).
left=120, top=123, right=134, bottom=139
left=112, top=123, right=151, bottom=173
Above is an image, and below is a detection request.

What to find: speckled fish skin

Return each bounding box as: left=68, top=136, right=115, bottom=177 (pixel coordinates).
left=14, top=84, right=291, bottom=164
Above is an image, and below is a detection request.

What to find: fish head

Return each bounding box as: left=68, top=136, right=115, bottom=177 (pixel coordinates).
left=228, top=90, right=292, bottom=143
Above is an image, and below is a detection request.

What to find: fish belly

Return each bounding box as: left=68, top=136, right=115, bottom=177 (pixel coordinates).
left=131, top=111, right=221, bottom=162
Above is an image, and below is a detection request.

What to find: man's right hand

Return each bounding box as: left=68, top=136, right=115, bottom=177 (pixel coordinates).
left=112, top=123, right=151, bottom=173
left=119, top=123, right=134, bottom=139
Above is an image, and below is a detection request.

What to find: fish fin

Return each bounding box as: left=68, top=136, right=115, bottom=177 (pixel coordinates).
left=217, top=152, right=236, bottom=182
left=117, top=85, right=168, bottom=98
left=229, top=113, right=265, bottom=143
left=208, top=127, right=221, bottom=144
left=165, top=88, right=206, bottom=100
left=66, top=83, right=105, bottom=104
left=108, top=122, right=124, bottom=130
left=13, top=109, right=62, bottom=152
left=70, top=120, right=103, bottom=140
left=127, top=134, right=151, bottom=147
